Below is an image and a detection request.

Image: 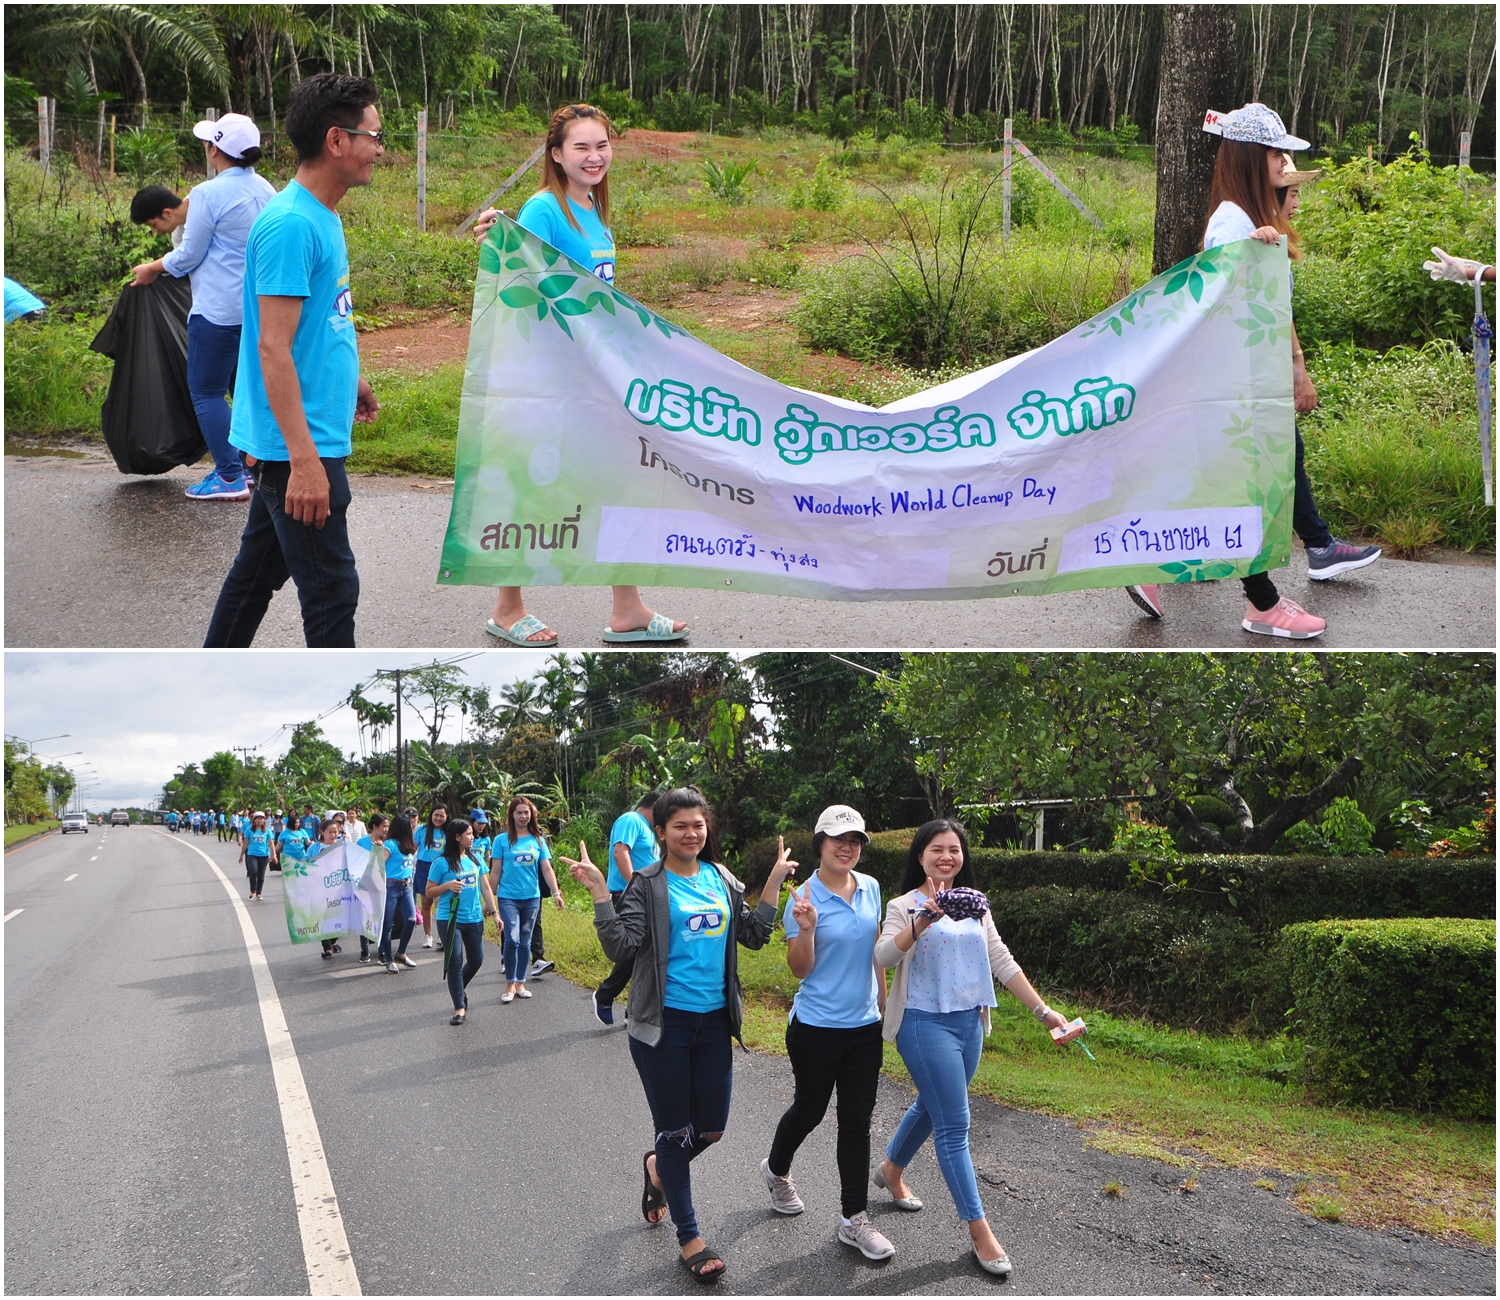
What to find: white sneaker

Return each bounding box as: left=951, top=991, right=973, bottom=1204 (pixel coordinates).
left=422, top=935, right=434, bottom=949
left=838, top=1211, right=895, bottom=1260
left=385, top=961, right=399, bottom=973
left=760, top=1157, right=804, bottom=1215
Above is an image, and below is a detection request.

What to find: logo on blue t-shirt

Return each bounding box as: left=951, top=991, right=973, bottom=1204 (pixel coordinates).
left=333, top=284, right=352, bottom=318
left=682, top=906, right=726, bottom=937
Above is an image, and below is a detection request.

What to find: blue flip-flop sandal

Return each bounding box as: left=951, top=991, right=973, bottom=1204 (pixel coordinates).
left=486, top=614, right=559, bottom=647
left=601, top=612, right=689, bottom=644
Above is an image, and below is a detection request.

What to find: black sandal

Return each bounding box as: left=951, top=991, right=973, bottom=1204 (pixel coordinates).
left=450, top=1010, right=466, bottom=1025
left=680, top=1247, right=725, bottom=1284
left=640, top=1151, right=667, bottom=1226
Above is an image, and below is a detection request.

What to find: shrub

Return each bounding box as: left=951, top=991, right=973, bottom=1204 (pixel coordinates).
left=1282, top=917, right=1495, bottom=1117
left=702, top=156, right=757, bottom=206
left=3, top=314, right=112, bottom=435
left=1295, top=151, right=1495, bottom=349
left=1301, top=341, right=1493, bottom=553
left=1318, top=796, right=1377, bottom=856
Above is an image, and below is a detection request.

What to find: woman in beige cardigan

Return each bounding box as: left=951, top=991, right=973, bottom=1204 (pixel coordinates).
left=873, top=819, right=1068, bottom=1277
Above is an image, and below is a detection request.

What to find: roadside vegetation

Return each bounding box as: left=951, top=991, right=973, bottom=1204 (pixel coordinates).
left=4, top=819, right=61, bottom=848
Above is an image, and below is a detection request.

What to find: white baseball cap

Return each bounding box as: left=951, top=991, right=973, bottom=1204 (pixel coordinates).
left=1202, top=103, right=1309, bottom=152
left=814, top=805, right=869, bottom=840
left=193, top=112, right=261, bottom=160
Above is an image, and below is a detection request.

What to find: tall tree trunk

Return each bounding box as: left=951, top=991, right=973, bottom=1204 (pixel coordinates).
left=121, top=31, right=149, bottom=120
left=1152, top=4, right=1237, bottom=276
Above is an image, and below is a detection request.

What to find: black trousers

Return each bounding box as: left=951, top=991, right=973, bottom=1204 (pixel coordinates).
left=245, top=855, right=268, bottom=894
left=768, top=1017, right=884, bottom=1217
left=1242, top=426, right=1334, bottom=610
left=596, top=889, right=635, bottom=1003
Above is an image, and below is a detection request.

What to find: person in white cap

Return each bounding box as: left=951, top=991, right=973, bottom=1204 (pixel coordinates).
left=131, top=112, right=277, bottom=502
left=759, top=805, right=895, bottom=1263
left=1126, top=103, right=1378, bottom=639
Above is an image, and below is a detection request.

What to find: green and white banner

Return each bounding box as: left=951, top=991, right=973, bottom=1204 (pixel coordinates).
left=439, top=218, right=1296, bottom=600
left=280, top=842, right=386, bottom=945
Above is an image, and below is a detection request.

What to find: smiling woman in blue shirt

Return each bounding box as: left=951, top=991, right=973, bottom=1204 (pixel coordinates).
left=563, top=789, right=796, bottom=1284
left=471, top=104, right=687, bottom=650
left=758, top=805, right=895, bottom=1262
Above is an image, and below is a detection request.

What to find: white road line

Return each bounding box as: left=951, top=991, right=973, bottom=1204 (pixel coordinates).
left=156, top=830, right=360, bottom=1295
left=89, top=856, right=98, bottom=862
left=4, top=909, right=23, bottom=922
left=64, top=874, right=78, bottom=882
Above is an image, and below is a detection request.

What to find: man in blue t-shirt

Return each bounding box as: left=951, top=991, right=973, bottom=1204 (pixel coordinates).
left=205, top=72, right=382, bottom=650
left=591, top=790, right=663, bottom=1025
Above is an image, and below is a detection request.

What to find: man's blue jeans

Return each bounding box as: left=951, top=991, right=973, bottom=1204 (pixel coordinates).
left=204, top=457, right=359, bottom=647
left=497, top=896, right=540, bottom=982
left=186, top=315, right=245, bottom=482
left=888, top=1006, right=987, bottom=1222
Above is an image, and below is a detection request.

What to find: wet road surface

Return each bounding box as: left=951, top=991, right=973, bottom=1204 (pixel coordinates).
left=7, top=455, right=1494, bottom=649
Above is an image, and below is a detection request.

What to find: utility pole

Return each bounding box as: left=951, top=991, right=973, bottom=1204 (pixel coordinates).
left=375, top=668, right=405, bottom=810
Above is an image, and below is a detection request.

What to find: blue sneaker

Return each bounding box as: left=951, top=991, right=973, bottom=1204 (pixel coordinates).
left=185, top=470, right=251, bottom=501
left=592, top=988, right=614, bottom=1026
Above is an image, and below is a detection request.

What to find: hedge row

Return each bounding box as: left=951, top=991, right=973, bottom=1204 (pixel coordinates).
left=739, top=833, right=1495, bottom=933
left=1282, top=918, right=1495, bottom=1119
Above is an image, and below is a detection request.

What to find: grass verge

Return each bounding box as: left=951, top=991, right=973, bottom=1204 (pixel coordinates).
left=5, top=821, right=60, bottom=849
left=539, top=890, right=1494, bottom=1245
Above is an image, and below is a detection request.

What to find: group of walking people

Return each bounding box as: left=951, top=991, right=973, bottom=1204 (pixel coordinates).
left=564, top=789, right=1071, bottom=1283
left=129, top=68, right=1393, bottom=649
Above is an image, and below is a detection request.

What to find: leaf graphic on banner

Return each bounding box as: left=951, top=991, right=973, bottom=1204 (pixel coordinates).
left=553, top=298, right=590, bottom=316
left=549, top=306, right=574, bottom=338
left=537, top=274, right=579, bottom=299
left=499, top=285, right=545, bottom=309
left=502, top=224, right=526, bottom=254
left=587, top=291, right=616, bottom=315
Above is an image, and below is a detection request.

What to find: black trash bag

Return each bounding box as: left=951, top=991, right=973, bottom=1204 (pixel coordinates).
left=89, top=275, right=208, bottom=475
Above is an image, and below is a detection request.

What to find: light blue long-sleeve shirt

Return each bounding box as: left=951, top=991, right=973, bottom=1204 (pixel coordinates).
left=162, top=165, right=277, bottom=326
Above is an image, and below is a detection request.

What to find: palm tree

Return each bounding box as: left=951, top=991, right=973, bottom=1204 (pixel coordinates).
left=498, top=679, right=543, bottom=730
left=28, top=5, right=229, bottom=120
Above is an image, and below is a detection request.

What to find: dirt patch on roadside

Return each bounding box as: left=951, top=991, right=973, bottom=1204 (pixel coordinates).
left=616, top=129, right=700, bottom=160
left=360, top=315, right=470, bottom=373
left=673, top=287, right=795, bottom=329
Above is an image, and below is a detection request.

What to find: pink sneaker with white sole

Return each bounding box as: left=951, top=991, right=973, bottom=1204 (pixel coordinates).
left=1242, top=598, right=1325, bottom=639
left=1127, top=584, right=1163, bottom=618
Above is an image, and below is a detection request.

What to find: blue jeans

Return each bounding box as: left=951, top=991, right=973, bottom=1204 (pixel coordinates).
left=203, top=457, right=359, bottom=647
left=888, top=1007, right=986, bottom=1222
left=628, top=1006, right=733, bottom=1247
left=497, top=896, right=539, bottom=981
left=1242, top=426, right=1334, bottom=610
left=186, top=315, right=245, bottom=482
left=378, top=880, right=417, bottom=963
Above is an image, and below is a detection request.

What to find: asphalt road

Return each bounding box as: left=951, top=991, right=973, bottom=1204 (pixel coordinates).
left=5, top=828, right=1494, bottom=1295
left=6, top=454, right=1494, bottom=649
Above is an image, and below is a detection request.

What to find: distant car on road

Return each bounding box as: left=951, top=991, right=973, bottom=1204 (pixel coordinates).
left=110, top=810, right=131, bottom=827
left=60, top=812, right=89, bottom=834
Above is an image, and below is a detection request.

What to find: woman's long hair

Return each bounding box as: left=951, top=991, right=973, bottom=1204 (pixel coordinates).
left=652, top=787, right=723, bottom=865
left=440, top=818, right=476, bottom=870
left=1202, top=139, right=1299, bottom=257
left=538, top=103, right=614, bottom=234
left=387, top=813, right=417, bottom=857
left=505, top=796, right=544, bottom=845
left=897, top=819, right=978, bottom=893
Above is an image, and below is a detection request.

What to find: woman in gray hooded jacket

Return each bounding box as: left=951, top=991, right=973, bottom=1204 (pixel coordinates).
left=565, top=787, right=797, bottom=1284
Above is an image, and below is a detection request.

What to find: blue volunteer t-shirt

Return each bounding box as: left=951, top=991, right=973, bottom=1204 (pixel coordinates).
left=277, top=828, right=310, bottom=859
left=783, top=871, right=882, bottom=1029
left=664, top=864, right=730, bottom=1013
left=300, top=814, right=320, bottom=835
left=427, top=853, right=489, bottom=924
left=471, top=832, right=493, bottom=868
left=517, top=190, right=615, bottom=285
left=607, top=809, right=658, bottom=891
left=413, top=824, right=446, bottom=862
left=229, top=179, right=359, bottom=461
left=244, top=828, right=273, bottom=857
left=494, top=834, right=551, bottom=900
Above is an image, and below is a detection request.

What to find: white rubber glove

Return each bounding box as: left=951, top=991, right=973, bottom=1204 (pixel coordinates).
left=1423, top=246, right=1486, bottom=284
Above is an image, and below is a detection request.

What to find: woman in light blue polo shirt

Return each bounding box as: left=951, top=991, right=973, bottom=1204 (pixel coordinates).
left=759, top=806, right=894, bottom=1262
left=492, top=796, right=562, bottom=1003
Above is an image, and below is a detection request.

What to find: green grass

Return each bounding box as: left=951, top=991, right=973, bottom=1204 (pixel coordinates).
left=350, top=364, right=465, bottom=476
left=539, top=889, right=1494, bottom=1244
left=5, top=821, right=60, bottom=848
left=3, top=315, right=112, bottom=436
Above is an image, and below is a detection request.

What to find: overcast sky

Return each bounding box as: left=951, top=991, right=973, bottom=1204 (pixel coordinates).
left=5, top=650, right=556, bottom=810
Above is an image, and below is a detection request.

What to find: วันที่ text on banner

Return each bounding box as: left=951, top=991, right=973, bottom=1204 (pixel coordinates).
left=439, top=219, right=1296, bottom=601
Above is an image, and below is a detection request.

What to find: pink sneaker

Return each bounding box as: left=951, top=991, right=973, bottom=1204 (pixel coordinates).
left=1127, top=584, right=1163, bottom=618
left=1242, top=597, right=1325, bottom=639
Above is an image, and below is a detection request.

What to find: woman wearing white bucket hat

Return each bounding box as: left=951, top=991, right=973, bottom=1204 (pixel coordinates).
left=131, top=112, right=277, bottom=502
left=1126, top=103, right=1378, bottom=639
